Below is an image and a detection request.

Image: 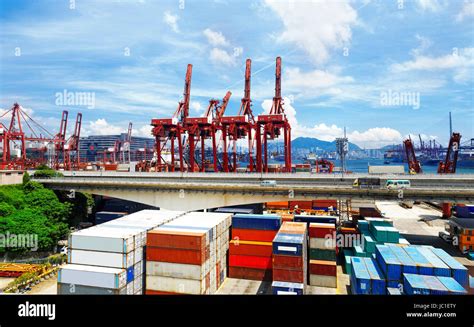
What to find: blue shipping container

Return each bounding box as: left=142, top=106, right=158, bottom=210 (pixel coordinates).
left=272, top=281, right=305, bottom=295
left=423, top=275, right=449, bottom=295
left=375, top=245, right=402, bottom=281
left=416, top=247, right=451, bottom=277
left=430, top=248, right=469, bottom=289
left=351, top=257, right=371, bottom=295
left=272, top=233, right=305, bottom=256
left=232, top=214, right=281, bottom=231
left=403, top=273, right=430, bottom=295
left=363, top=257, right=386, bottom=295
left=437, top=276, right=468, bottom=294
left=386, top=244, right=418, bottom=275
left=402, top=246, right=434, bottom=276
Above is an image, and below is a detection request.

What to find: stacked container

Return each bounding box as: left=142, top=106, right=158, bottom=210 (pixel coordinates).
left=145, top=212, right=231, bottom=294
left=58, top=210, right=182, bottom=295
left=308, top=222, right=337, bottom=288
left=350, top=257, right=386, bottom=295
left=403, top=273, right=467, bottom=295
left=272, top=222, right=307, bottom=295
left=229, top=214, right=281, bottom=281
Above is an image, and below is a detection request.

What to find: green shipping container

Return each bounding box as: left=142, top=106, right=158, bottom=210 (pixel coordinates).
left=310, top=248, right=337, bottom=261
left=385, top=227, right=400, bottom=243
left=370, top=225, right=388, bottom=243
left=363, top=235, right=376, bottom=253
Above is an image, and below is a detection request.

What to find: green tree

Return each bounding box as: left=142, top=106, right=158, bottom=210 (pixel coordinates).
left=22, top=171, right=30, bottom=185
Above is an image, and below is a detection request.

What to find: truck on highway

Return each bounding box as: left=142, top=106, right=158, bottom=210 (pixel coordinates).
left=261, top=180, right=277, bottom=187
left=352, top=177, right=381, bottom=189
left=385, top=179, right=411, bottom=190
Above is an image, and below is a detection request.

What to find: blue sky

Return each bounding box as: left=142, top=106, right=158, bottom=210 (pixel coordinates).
left=0, top=0, right=473, bottom=148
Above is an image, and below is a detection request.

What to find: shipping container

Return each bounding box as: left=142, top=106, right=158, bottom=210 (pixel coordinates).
left=279, top=222, right=307, bottom=235
left=146, top=261, right=207, bottom=280
left=58, top=282, right=127, bottom=295
left=430, top=248, right=469, bottom=288
left=362, top=257, right=386, bottom=295
left=228, top=266, right=272, bottom=281
left=309, top=260, right=337, bottom=276
left=147, top=229, right=207, bottom=250
left=402, top=246, right=434, bottom=275
left=229, top=255, right=272, bottom=270
left=403, top=274, right=431, bottom=295
left=386, top=244, right=417, bottom=275
left=95, top=211, right=127, bottom=224
left=437, top=276, right=468, bottom=294
left=309, top=274, right=337, bottom=288
left=146, top=275, right=207, bottom=295
left=229, top=241, right=272, bottom=257
left=232, top=214, right=281, bottom=231
left=266, top=201, right=289, bottom=210
left=308, top=222, right=336, bottom=239
left=310, top=238, right=336, bottom=250
left=68, top=249, right=134, bottom=269
left=375, top=245, right=402, bottom=281
left=273, top=254, right=304, bottom=270
left=309, top=248, right=337, bottom=261
left=416, top=247, right=451, bottom=277
left=350, top=257, right=371, bottom=295
left=272, top=281, right=304, bottom=295
left=231, top=228, right=278, bottom=242
left=58, top=264, right=127, bottom=289
left=146, top=247, right=207, bottom=265
left=68, top=227, right=137, bottom=253
left=272, top=233, right=305, bottom=256
left=294, top=215, right=337, bottom=225
left=273, top=268, right=305, bottom=283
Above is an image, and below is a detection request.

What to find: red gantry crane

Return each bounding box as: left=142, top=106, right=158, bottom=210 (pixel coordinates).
left=63, top=113, right=82, bottom=170
left=151, top=64, right=192, bottom=172
left=220, top=59, right=255, bottom=172
left=53, top=110, right=68, bottom=170
left=184, top=91, right=232, bottom=172
left=255, top=57, right=292, bottom=173
left=438, top=132, right=461, bottom=174
left=403, top=137, right=422, bottom=174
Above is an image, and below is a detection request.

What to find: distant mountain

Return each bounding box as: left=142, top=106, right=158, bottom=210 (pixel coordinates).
left=291, top=137, right=361, bottom=151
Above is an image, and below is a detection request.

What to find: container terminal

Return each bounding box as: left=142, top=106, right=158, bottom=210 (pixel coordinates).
left=0, top=52, right=473, bottom=296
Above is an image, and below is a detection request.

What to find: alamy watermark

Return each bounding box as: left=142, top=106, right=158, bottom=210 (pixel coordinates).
left=55, top=89, right=95, bottom=109
left=380, top=89, right=420, bottom=110
left=0, top=232, right=38, bottom=251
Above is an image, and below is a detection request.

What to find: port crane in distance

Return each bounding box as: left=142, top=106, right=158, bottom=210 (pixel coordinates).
left=403, top=137, right=422, bottom=174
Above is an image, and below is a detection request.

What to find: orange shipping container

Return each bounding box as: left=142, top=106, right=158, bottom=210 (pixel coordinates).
left=147, top=230, right=206, bottom=250
left=460, top=235, right=474, bottom=245
left=273, top=268, right=305, bottom=283
left=279, top=222, right=307, bottom=235
left=266, top=201, right=289, bottom=209
left=146, top=246, right=207, bottom=265
left=289, top=201, right=312, bottom=210
left=273, top=254, right=304, bottom=270
left=312, top=199, right=337, bottom=208
left=281, top=213, right=294, bottom=222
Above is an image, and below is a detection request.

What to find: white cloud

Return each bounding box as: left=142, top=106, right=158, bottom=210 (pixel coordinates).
left=209, top=47, right=236, bottom=66
left=190, top=101, right=204, bottom=114
left=163, top=11, right=179, bottom=33
left=415, top=0, right=445, bottom=12
left=285, top=67, right=354, bottom=93
left=85, top=118, right=123, bottom=136
left=135, top=124, right=152, bottom=138
left=391, top=48, right=474, bottom=84
left=456, top=1, right=474, bottom=21
left=265, top=0, right=358, bottom=64
left=261, top=97, right=402, bottom=148
left=203, top=28, right=228, bottom=46
left=410, top=34, right=432, bottom=57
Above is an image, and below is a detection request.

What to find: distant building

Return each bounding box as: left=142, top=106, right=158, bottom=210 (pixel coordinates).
left=79, top=134, right=155, bottom=162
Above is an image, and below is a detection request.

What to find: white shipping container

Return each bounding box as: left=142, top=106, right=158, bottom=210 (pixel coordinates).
left=69, top=227, right=136, bottom=253
left=133, top=277, right=142, bottom=294
left=127, top=282, right=134, bottom=295
left=368, top=165, right=405, bottom=174
left=309, top=237, right=336, bottom=250
left=309, top=274, right=337, bottom=288
left=134, top=261, right=143, bottom=277
left=58, top=264, right=127, bottom=289
left=68, top=249, right=134, bottom=269
left=146, top=275, right=207, bottom=295
left=146, top=261, right=206, bottom=280
left=134, top=247, right=143, bottom=264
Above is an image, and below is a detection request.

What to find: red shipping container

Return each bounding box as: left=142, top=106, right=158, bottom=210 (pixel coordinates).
left=146, top=246, right=207, bottom=265
left=312, top=199, right=337, bottom=208
left=145, top=290, right=181, bottom=295
left=232, top=228, right=278, bottom=242
left=273, top=268, right=305, bottom=283
left=229, top=255, right=272, bottom=270
left=289, top=201, right=312, bottom=210
left=273, top=254, right=304, bottom=270
left=229, top=242, right=273, bottom=257
left=309, top=260, right=337, bottom=276
left=228, top=266, right=272, bottom=281
left=309, top=223, right=336, bottom=238
left=147, top=230, right=206, bottom=250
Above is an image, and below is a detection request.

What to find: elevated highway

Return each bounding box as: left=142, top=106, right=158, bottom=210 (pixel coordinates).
left=34, top=171, right=474, bottom=211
